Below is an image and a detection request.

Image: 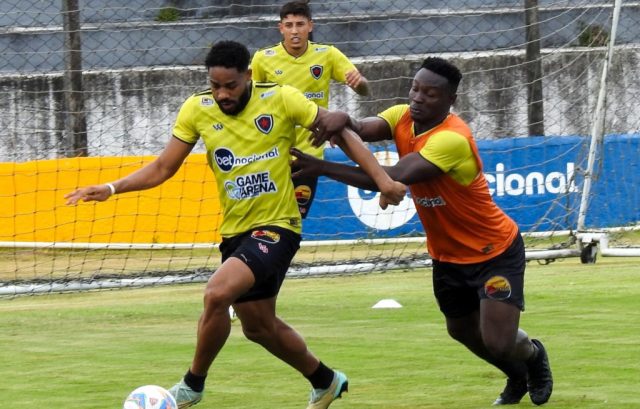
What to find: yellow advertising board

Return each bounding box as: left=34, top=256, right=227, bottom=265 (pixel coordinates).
left=0, top=154, right=222, bottom=244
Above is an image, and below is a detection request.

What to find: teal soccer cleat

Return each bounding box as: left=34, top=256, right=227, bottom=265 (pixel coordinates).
left=168, top=379, right=203, bottom=409
left=306, top=370, right=349, bottom=409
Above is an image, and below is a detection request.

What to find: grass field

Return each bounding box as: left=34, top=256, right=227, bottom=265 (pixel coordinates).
left=1, top=257, right=639, bottom=408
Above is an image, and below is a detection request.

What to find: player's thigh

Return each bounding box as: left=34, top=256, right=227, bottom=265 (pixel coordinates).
left=432, top=260, right=481, bottom=318
left=480, top=298, right=521, bottom=344
left=205, top=257, right=256, bottom=304
left=221, top=226, right=300, bottom=303
left=233, top=296, right=277, bottom=332
left=476, top=233, right=526, bottom=310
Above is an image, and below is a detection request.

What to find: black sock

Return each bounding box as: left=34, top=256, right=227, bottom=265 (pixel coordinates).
left=305, top=361, right=334, bottom=390
left=525, top=343, right=540, bottom=366
left=184, top=369, right=207, bottom=393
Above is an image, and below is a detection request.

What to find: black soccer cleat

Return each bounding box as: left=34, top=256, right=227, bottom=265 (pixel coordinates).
left=527, top=339, right=553, bottom=405
left=493, top=377, right=528, bottom=405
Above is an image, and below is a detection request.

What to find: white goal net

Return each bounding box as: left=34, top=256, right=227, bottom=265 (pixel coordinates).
left=1, top=0, right=639, bottom=295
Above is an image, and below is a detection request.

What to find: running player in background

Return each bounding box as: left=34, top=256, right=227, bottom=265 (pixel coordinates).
left=251, top=1, right=370, bottom=219
left=291, top=57, right=553, bottom=406
left=65, top=41, right=404, bottom=409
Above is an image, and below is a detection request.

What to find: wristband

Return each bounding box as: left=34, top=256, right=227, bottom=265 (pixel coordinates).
left=105, top=183, right=116, bottom=196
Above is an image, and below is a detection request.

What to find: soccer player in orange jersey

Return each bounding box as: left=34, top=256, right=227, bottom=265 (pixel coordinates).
left=291, top=57, right=553, bottom=406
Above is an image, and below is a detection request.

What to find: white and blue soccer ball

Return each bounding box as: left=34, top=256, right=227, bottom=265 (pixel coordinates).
left=123, top=385, right=177, bottom=409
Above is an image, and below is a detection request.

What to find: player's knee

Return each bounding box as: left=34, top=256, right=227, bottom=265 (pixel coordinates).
left=241, top=322, right=273, bottom=344
left=483, top=335, right=515, bottom=361
left=202, top=285, right=232, bottom=313
left=447, top=323, right=477, bottom=345
left=447, top=326, right=465, bottom=342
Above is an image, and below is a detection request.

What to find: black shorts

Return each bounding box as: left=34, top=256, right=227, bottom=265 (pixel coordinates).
left=219, top=226, right=301, bottom=303
left=432, top=233, right=526, bottom=318
left=292, top=174, right=318, bottom=219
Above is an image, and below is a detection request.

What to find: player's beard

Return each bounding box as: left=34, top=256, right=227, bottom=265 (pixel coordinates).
left=218, top=85, right=251, bottom=116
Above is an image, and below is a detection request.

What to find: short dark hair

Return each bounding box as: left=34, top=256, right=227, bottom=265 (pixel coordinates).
left=280, top=1, right=312, bottom=20
left=204, top=41, right=250, bottom=72
left=421, top=57, right=462, bottom=92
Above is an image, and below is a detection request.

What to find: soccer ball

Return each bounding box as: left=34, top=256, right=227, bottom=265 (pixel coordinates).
left=123, top=385, right=177, bottom=409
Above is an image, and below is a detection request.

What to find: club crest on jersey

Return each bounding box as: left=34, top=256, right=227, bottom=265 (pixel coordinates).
left=255, top=114, right=273, bottom=134
left=310, top=65, right=323, bottom=80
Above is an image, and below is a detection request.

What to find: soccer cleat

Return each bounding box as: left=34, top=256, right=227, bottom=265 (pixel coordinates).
left=168, top=379, right=203, bottom=409
left=493, top=377, right=528, bottom=405
left=306, top=370, right=349, bottom=409
left=527, top=339, right=553, bottom=405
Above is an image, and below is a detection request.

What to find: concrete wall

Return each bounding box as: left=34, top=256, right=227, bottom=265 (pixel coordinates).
left=1, top=2, right=636, bottom=72
left=0, top=1, right=616, bottom=26
left=2, top=46, right=639, bottom=162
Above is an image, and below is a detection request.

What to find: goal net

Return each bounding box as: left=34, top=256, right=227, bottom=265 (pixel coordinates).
left=1, top=0, right=639, bottom=295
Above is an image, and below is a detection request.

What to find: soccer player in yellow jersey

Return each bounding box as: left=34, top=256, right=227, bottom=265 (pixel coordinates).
left=251, top=1, right=370, bottom=219
left=292, top=57, right=553, bottom=406
left=65, top=41, right=405, bottom=409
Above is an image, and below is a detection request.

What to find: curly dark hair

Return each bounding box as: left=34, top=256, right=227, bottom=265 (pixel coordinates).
left=421, top=57, right=462, bottom=92
left=204, top=41, right=250, bottom=72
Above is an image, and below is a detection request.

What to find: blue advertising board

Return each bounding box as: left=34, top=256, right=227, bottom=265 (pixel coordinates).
left=301, top=134, right=640, bottom=241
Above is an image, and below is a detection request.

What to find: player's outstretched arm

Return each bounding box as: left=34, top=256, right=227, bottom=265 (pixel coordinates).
left=291, top=146, right=400, bottom=209
left=333, top=128, right=406, bottom=208
left=311, top=108, right=392, bottom=148
left=291, top=147, right=375, bottom=190
left=65, top=137, right=194, bottom=205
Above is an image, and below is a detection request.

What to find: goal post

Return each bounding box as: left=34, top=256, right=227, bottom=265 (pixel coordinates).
left=1, top=0, right=639, bottom=295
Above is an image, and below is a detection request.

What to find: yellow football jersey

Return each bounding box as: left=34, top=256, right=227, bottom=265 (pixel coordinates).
left=251, top=41, right=357, bottom=158
left=172, top=82, right=318, bottom=237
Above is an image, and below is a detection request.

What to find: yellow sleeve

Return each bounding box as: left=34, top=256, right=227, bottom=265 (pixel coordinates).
left=280, top=85, right=319, bottom=130
left=420, top=131, right=478, bottom=184
left=377, top=105, right=409, bottom=138
left=172, top=96, right=200, bottom=144
left=329, top=46, right=357, bottom=83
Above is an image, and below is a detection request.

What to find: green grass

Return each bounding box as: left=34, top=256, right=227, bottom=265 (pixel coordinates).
left=1, top=258, right=639, bottom=408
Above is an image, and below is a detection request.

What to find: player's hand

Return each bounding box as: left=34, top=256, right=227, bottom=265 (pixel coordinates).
left=310, top=110, right=350, bottom=148
left=64, top=185, right=112, bottom=205
left=290, top=148, right=324, bottom=178
left=378, top=180, right=407, bottom=210
left=345, top=69, right=363, bottom=89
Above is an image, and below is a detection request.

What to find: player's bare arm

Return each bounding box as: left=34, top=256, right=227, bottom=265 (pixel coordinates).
left=311, top=109, right=393, bottom=147
left=64, top=137, right=194, bottom=205
left=291, top=149, right=442, bottom=193
left=291, top=147, right=376, bottom=190
left=353, top=116, right=394, bottom=142
left=333, top=128, right=406, bottom=208
left=387, top=152, right=444, bottom=184
left=308, top=109, right=384, bottom=147
left=309, top=108, right=350, bottom=147
left=345, top=69, right=370, bottom=96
